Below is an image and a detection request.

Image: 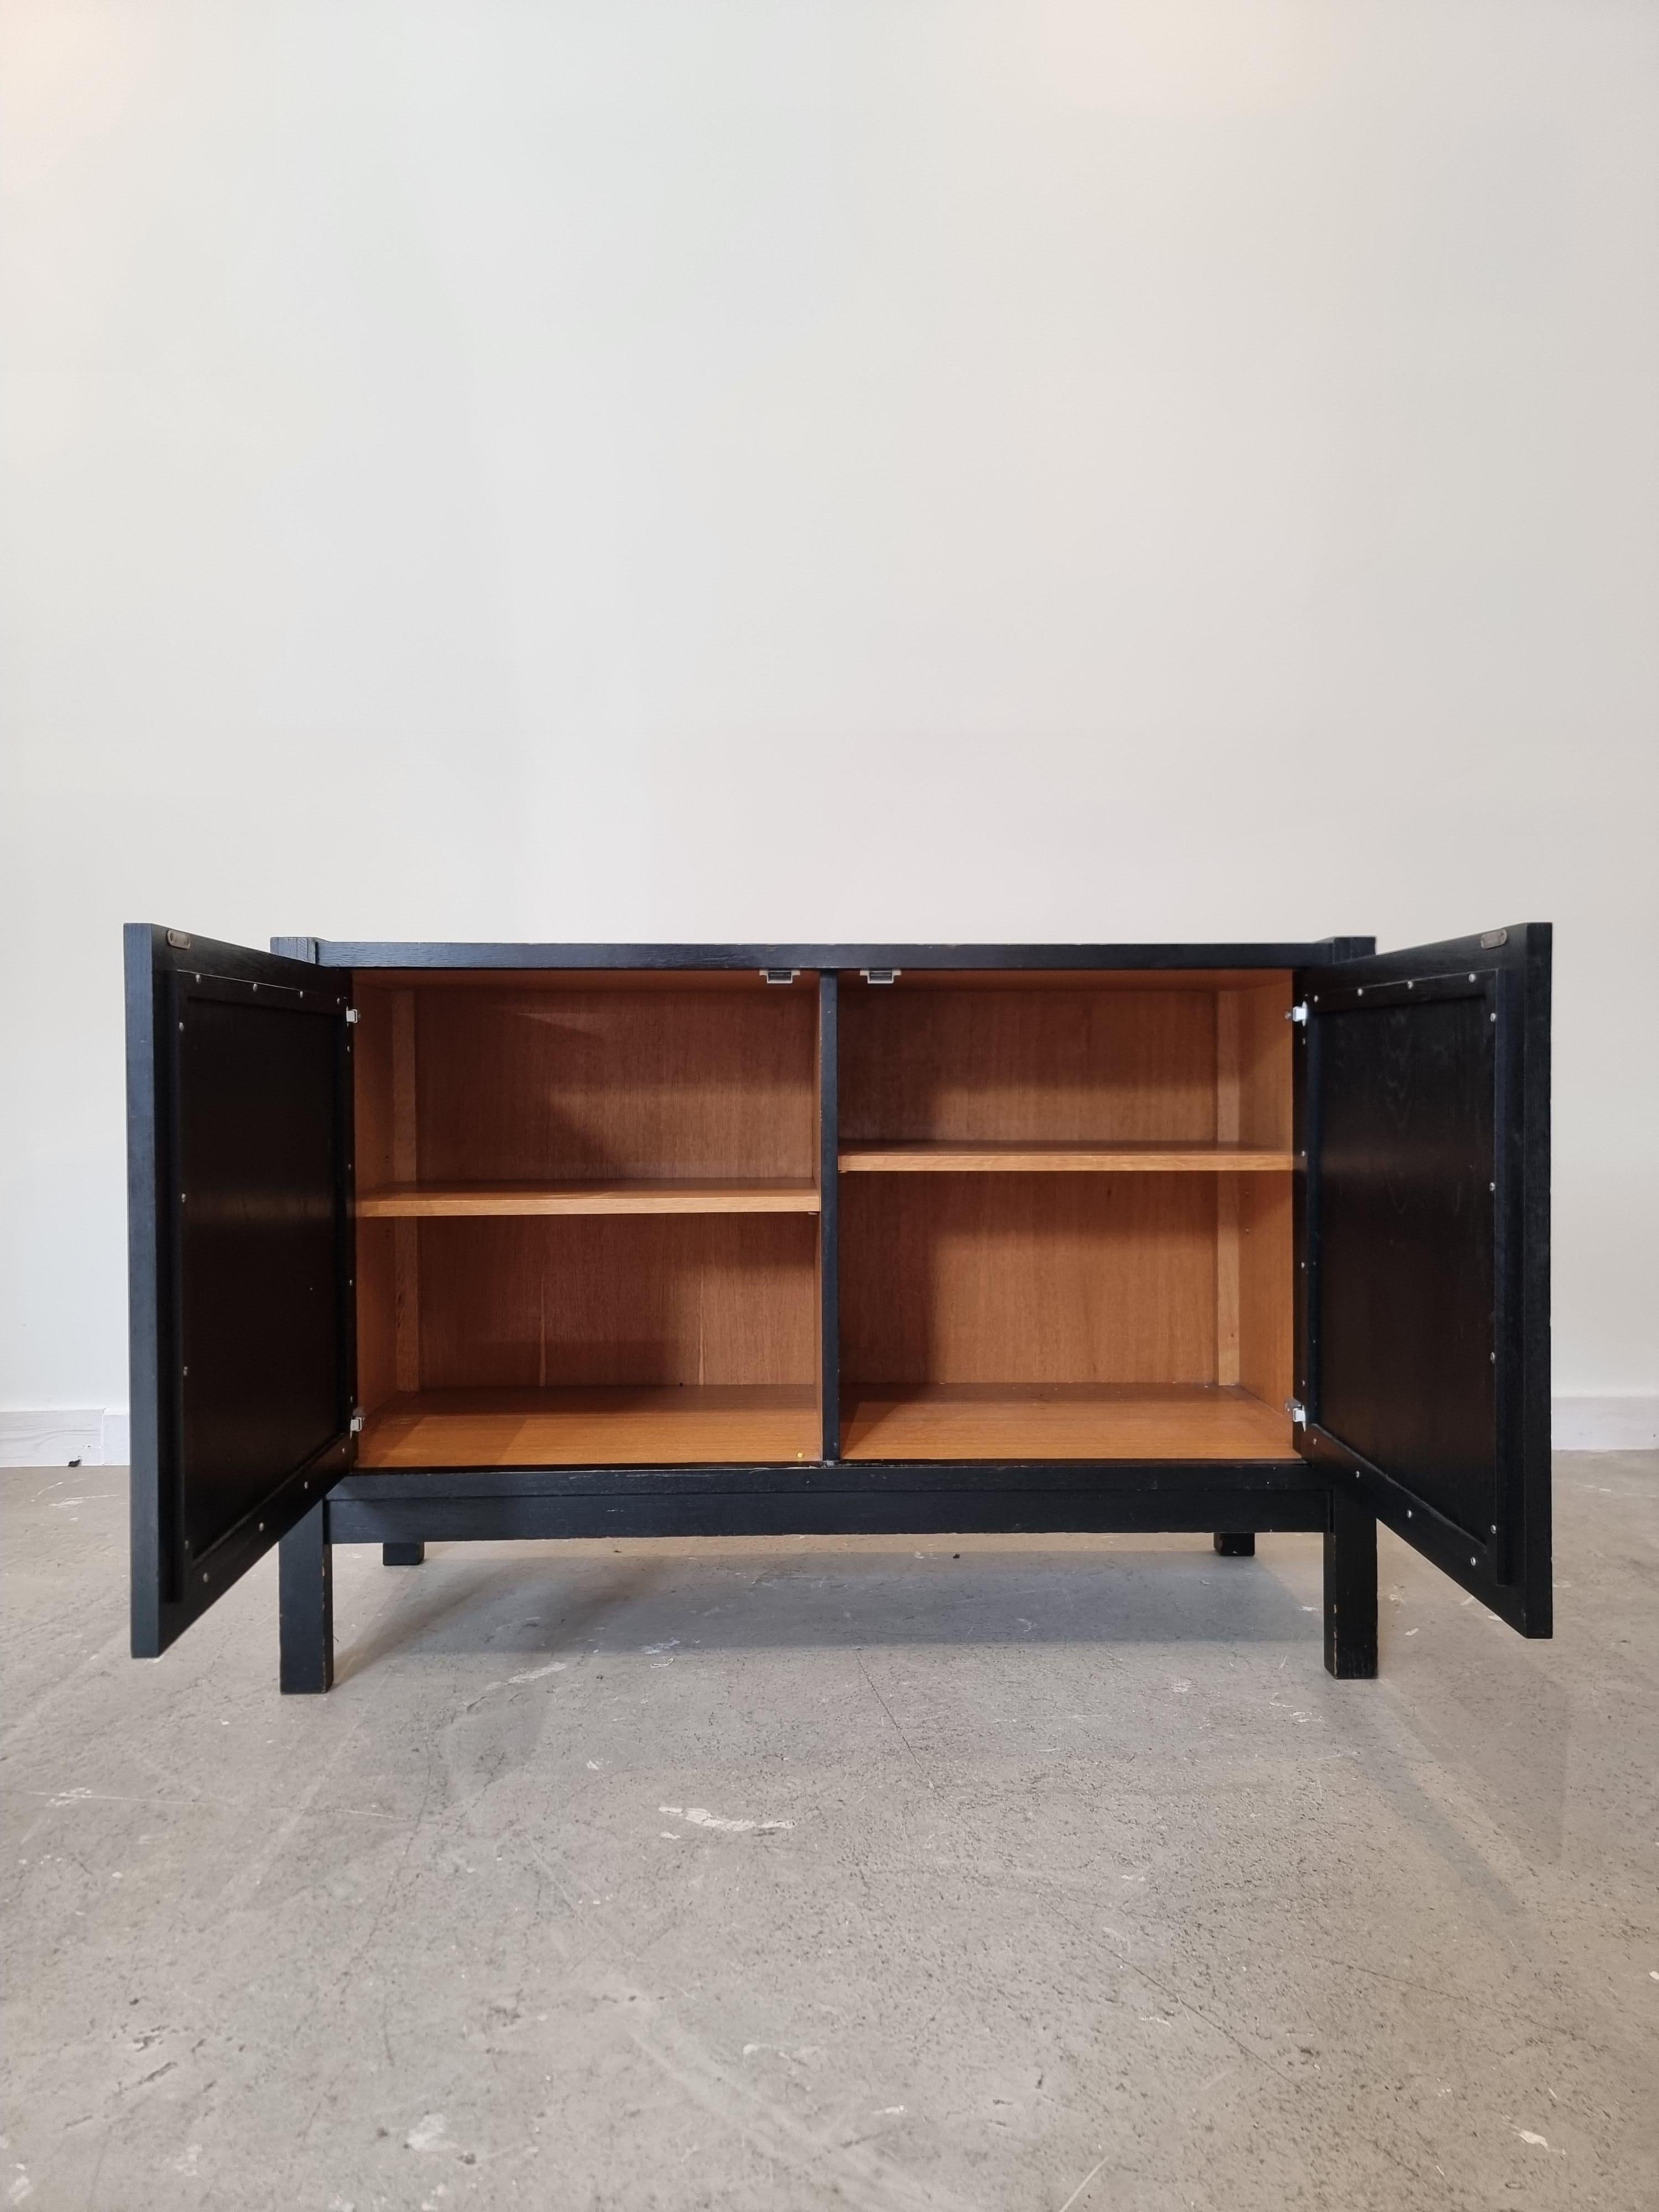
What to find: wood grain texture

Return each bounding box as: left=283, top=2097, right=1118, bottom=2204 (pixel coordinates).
left=841, top=984, right=1221, bottom=1146
left=1227, top=978, right=1293, bottom=1407
left=1231, top=976, right=1295, bottom=1146
left=839, top=1142, right=1291, bottom=1173
left=877, top=969, right=1292, bottom=993
left=359, top=1180, right=820, bottom=1217
left=1214, top=993, right=1243, bottom=1386
left=351, top=983, right=398, bottom=1414
left=362, top=969, right=811, bottom=994
left=392, top=991, right=421, bottom=1392
left=416, top=1214, right=818, bottom=1389
left=839, top=1384, right=1291, bottom=1461
left=840, top=1173, right=1219, bottom=1386
left=1238, top=1173, right=1293, bottom=1407
left=415, top=985, right=815, bottom=1183
left=358, top=1385, right=819, bottom=1468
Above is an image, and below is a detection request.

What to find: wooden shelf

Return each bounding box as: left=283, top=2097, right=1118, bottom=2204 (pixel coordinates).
left=357, top=1386, right=821, bottom=1468
left=358, top=1180, right=821, bottom=1218
left=838, top=1142, right=1293, bottom=1175
left=839, top=1384, right=1292, bottom=1462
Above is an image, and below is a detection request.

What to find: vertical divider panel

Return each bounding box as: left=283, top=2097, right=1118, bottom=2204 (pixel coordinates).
left=1214, top=990, right=1242, bottom=1386
left=818, top=971, right=840, bottom=1462
left=1237, top=977, right=1295, bottom=1411
left=392, top=990, right=421, bottom=1393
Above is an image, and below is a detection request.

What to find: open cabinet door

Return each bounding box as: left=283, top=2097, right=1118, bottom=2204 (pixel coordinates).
left=126, top=926, right=356, bottom=1656
left=1295, top=925, right=1551, bottom=1635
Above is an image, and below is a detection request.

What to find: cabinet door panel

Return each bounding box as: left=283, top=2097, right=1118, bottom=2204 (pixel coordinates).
left=1296, top=926, right=1551, bottom=1634
left=126, top=926, right=355, bottom=1656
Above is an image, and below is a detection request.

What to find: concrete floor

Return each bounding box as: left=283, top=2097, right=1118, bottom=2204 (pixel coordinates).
left=2, top=1458, right=1656, bottom=2212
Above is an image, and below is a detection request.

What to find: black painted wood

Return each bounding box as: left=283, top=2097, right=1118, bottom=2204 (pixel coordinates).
left=125, top=925, right=356, bottom=1657
left=326, top=1473, right=1327, bottom=1546
left=1323, top=1488, right=1378, bottom=1678
left=1297, top=924, right=1551, bottom=1636
left=300, top=940, right=1373, bottom=972
left=279, top=1501, right=334, bottom=1693
left=330, top=1459, right=1321, bottom=1501
left=382, top=1542, right=426, bottom=1566
left=119, top=921, right=1560, bottom=1695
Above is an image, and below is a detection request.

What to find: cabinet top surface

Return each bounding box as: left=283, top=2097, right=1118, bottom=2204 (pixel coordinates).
left=284, top=938, right=1373, bottom=971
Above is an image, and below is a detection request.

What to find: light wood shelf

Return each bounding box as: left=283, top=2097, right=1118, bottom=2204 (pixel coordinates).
left=838, top=1142, right=1293, bottom=1175
left=839, top=1384, right=1292, bottom=1462
left=357, top=1385, right=821, bottom=1468
left=358, top=1180, right=821, bottom=1218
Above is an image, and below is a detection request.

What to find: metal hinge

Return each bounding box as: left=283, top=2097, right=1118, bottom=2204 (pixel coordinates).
left=861, top=968, right=900, bottom=985
left=1287, top=1001, right=1308, bottom=1024
left=760, top=968, right=799, bottom=986
left=345, top=1006, right=359, bottom=1024
left=349, top=1410, right=364, bottom=1433
left=166, top=928, right=191, bottom=950
left=1285, top=1399, right=1308, bottom=1426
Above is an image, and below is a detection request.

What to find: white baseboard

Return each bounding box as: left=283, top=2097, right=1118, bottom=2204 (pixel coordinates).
left=1552, top=1395, right=1659, bottom=1451
left=0, top=1408, right=130, bottom=1467
left=2, top=1399, right=1654, bottom=1467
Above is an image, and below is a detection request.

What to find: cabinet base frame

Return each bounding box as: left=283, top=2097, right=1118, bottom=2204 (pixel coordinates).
left=275, top=1463, right=1375, bottom=1693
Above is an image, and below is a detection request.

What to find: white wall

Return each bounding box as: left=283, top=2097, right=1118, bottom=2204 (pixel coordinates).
left=3, top=1, right=1656, bottom=1444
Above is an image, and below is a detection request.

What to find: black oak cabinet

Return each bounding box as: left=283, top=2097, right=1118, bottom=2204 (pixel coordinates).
left=124, top=927, right=1552, bottom=1691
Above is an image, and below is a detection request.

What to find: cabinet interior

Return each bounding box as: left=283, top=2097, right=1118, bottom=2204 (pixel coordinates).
left=351, top=968, right=1295, bottom=1468
left=838, top=971, right=1293, bottom=1461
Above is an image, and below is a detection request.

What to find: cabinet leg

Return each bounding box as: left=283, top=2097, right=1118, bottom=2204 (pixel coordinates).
left=1213, top=1532, right=1255, bottom=1557
left=382, top=1542, right=425, bottom=1566
left=1323, top=1488, right=1378, bottom=1679
left=279, top=1502, right=334, bottom=1694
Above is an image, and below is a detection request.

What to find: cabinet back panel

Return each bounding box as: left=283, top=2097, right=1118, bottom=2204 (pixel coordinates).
left=841, top=1175, right=1218, bottom=1386
left=417, top=1214, right=818, bottom=1389
left=841, top=985, right=1222, bottom=1145
left=410, top=987, right=816, bottom=1183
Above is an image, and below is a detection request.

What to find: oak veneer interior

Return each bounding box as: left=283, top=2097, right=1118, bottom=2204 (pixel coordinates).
left=839, top=1141, right=1291, bottom=1173
left=358, top=1180, right=820, bottom=1217
left=351, top=977, right=823, bottom=1463
left=839, top=1385, right=1291, bottom=1462
left=358, top=1386, right=819, bottom=1469
left=839, top=973, right=1295, bottom=1457
left=352, top=968, right=1296, bottom=1469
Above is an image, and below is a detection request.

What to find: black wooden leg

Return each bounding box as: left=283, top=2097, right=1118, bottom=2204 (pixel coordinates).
left=279, top=1502, right=334, bottom=1694
left=1324, top=1488, right=1378, bottom=1678
left=1213, top=1532, right=1255, bottom=1556
left=382, top=1542, right=425, bottom=1566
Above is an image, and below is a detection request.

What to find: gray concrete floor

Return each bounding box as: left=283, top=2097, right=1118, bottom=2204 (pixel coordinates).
left=2, top=1458, right=1656, bottom=2212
